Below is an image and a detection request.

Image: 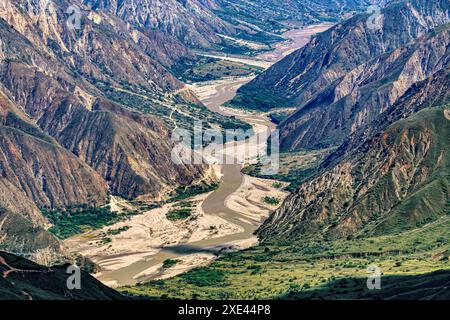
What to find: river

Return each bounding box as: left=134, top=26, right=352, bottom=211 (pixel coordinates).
left=93, top=23, right=331, bottom=286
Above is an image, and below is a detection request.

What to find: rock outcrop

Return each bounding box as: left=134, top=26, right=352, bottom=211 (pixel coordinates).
left=0, top=0, right=211, bottom=262
left=259, top=105, right=449, bottom=242
left=233, top=0, right=449, bottom=150
left=256, top=0, right=450, bottom=243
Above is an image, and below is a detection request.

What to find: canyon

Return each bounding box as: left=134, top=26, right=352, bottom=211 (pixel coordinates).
left=64, top=25, right=329, bottom=287
left=0, top=0, right=448, bottom=301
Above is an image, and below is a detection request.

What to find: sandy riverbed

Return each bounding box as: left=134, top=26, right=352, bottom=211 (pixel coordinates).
left=64, top=23, right=327, bottom=287
left=65, top=169, right=287, bottom=287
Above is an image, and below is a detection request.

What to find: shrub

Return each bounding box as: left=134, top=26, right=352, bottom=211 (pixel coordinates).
left=166, top=209, right=192, bottom=221
left=181, top=268, right=226, bottom=287
left=163, top=259, right=180, bottom=269
left=43, top=206, right=120, bottom=239
left=263, top=196, right=280, bottom=205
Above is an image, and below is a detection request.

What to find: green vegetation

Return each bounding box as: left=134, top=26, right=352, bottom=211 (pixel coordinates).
left=100, top=237, right=112, bottom=246
left=263, top=196, right=280, bottom=206
left=216, top=37, right=273, bottom=56
left=173, top=201, right=195, bottom=209
left=167, top=183, right=219, bottom=203
left=180, top=268, right=226, bottom=287
left=120, top=216, right=450, bottom=299
left=41, top=183, right=216, bottom=241
left=106, top=226, right=131, bottom=236
left=268, top=110, right=294, bottom=124
left=42, top=204, right=146, bottom=240
left=226, top=89, right=290, bottom=112
left=172, top=56, right=263, bottom=83
left=163, top=259, right=180, bottom=269
left=282, top=270, right=450, bottom=300
left=93, top=80, right=251, bottom=134
left=166, top=208, right=193, bottom=221
left=42, top=205, right=120, bottom=239
left=243, top=148, right=335, bottom=191
left=272, top=182, right=283, bottom=189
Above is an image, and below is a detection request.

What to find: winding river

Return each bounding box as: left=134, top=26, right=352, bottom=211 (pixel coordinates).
left=98, top=77, right=273, bottom=286
left=96, top=24, right=331, bottom=286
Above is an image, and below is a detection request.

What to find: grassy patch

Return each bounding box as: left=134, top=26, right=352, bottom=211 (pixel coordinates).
left=226, top=89, right=290, bottom=112
left=166, top=209, right=193, bottom=221
left=263, top=196, right=280, bottom=205
left=163, top=259, right=180, bottom=269
left=106, top=226, right=131, bottom=236
left=167, top=183, right=219, bottom=203
left=180, top=268, right=226, bottom=287
left=42, top=205, right=120, bottom=240
left=172, top=56, right=263, bottom=83
left=120, top=216, right=450, bottom=299
left=99, top=237, right=112, bottom=246
left=173, top=201, right=195, bottom=209
left=272, top=182, right=283, bottom=189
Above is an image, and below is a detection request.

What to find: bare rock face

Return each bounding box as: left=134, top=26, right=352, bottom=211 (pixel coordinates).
left=259, top=105, right=449, bottom=242
left=0, top=0, right=211, bottom=261
left=255, top=0, right=450, bottom=244
left=0, top=91, right=107, bottom=263
left=83, top=0, right=237, bottom=49
left=234, top=0, right=449, bottom=150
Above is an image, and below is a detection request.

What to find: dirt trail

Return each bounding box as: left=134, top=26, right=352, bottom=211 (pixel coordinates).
left=0, top=256, right=50, bottom=279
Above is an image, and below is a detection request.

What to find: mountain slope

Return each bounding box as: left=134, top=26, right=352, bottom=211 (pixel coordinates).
left=279, top=25, right=449, bottom=150
left=0, top=1, right=211, bottom=200
left=322, top=67, right=450, bottom=170
left=235, top=0, right=448, bottom=108
left=84, top=0, right=237, bottom=50
left=1, top=0, right=184, bottom=93
left=213, top=0, right=381, bottom=34
left=84, top=0, right=378, bottom=51
left=0, top=91, right=107, bottom=263
left=258, top=105, right=449, bottom=242
left=0, top=251, right=123, bottom=300
left=232, top=0, right=449, bottom=150
left=283, top=269, right=450, bottom=300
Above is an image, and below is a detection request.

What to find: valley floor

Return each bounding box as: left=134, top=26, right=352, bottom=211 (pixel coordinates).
left=64, top=24, right=329, bottom=288
left=65, top=172, right=287, bottom=287
left=121, top=216, right=450, bottom=299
